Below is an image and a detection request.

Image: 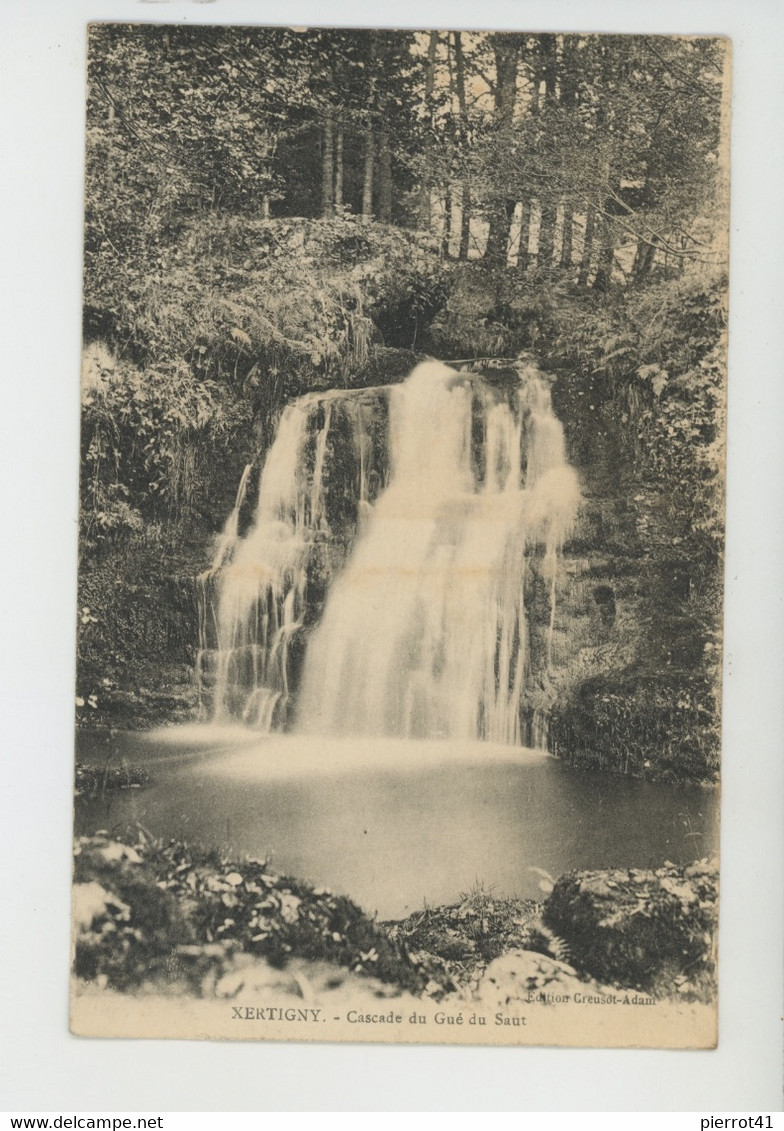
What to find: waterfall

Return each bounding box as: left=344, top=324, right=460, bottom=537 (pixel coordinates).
left=198, top=359, right=580, bottom=746
left=197, top=396, right=318, bottom=728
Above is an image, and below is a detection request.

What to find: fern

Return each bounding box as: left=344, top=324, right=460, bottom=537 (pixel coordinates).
left=522, top=920, right=572, bottom=965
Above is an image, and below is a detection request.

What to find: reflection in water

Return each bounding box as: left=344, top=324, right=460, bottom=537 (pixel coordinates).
left=75, top=729, right=718, bottom=920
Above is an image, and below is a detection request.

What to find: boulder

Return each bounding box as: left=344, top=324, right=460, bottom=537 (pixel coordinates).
left=542, top=859, right=718, bottom=996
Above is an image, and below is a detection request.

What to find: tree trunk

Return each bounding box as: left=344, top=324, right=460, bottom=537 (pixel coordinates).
left=540, top=33, right=558, bottom=104
left=334, top=121, right=344, bottom=211
left=538, top=200, right=557, bottom=267
left=442, top=186, right=452, bottom=256
left=557, top=39, right=578, bottom=276
left=361, top=122, right=374, bottom=224
left=593, top=210, right=616, bottom=291
left=459, top=184, right=472, bottom=260
left=321, top=110, right=334, bottom=219
left=453, top=32, right=472, bottom=260
left=632, top=238, right=657, bottom=282
left=485, top=35, right=521, bottom=268
left=560, top=202, right=573, bottom=270
left=517, top=198, right=531, bottom=271
left=417, top=30, right=439, bottom=229
left=577, top=208, right=595, bottom=287
left=495, top=34, right=521, bottom=117
left=378, top=126, right=392, bottom=223
left=630, top=176, right=657, bottom=281
left=361, top=35, right=378, bottom=226
left=533, top=35, right=559, bottom=268
left=559, top=37, right=579, bottom=111
left=485, top=212, right=508, bottom=267
left=530, top=61, right=541, bottom=115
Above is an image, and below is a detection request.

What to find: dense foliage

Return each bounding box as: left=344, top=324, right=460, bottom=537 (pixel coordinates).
left=543, top=272, right=726, bottom=780
left=83, top=25, right=727, bottom=550
left=81, top=346, right=249, bottom=547
left=73, top=834, right=426, bottom=994
left=80, top=217, right=445, bottom=550
left=86, top=27, right=726, bottom=278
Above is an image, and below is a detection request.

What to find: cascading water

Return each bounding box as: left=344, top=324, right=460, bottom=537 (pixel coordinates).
left=197, top=359, right=580, bottom=747
left=196, top=387, right=387, bottom=728
left=197, top=395, right=321, bottom=728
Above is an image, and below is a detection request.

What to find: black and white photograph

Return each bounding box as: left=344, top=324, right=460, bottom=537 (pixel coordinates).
left=67, top=24, right=732, bottom=1048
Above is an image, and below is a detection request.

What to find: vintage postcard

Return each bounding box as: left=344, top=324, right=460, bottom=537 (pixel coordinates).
left=71, top=24, right=729, bottom=1047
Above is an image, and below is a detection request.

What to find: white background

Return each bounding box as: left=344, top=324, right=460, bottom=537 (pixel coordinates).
left=1, top=0, right=782, bottom=1113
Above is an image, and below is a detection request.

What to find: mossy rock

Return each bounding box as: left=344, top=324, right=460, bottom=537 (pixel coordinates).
left=542, top=859, right=718, bottom=997
left=72, top=836, right=426, bottom=996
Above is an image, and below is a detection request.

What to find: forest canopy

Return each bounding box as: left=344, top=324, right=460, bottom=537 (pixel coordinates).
left=85, top=26, right=728, bottom=301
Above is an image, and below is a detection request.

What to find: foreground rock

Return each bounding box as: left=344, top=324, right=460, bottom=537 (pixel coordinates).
left=543, top=860, right=718, bottom=998
left=73, top=835, right=426, bottom=997
left=72, top=836, right=717, bottom=1009
left=478, top=950, right=646, bottom=1009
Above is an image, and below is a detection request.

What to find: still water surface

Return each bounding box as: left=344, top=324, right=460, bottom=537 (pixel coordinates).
left=75, top=726, right=718, bottom=920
